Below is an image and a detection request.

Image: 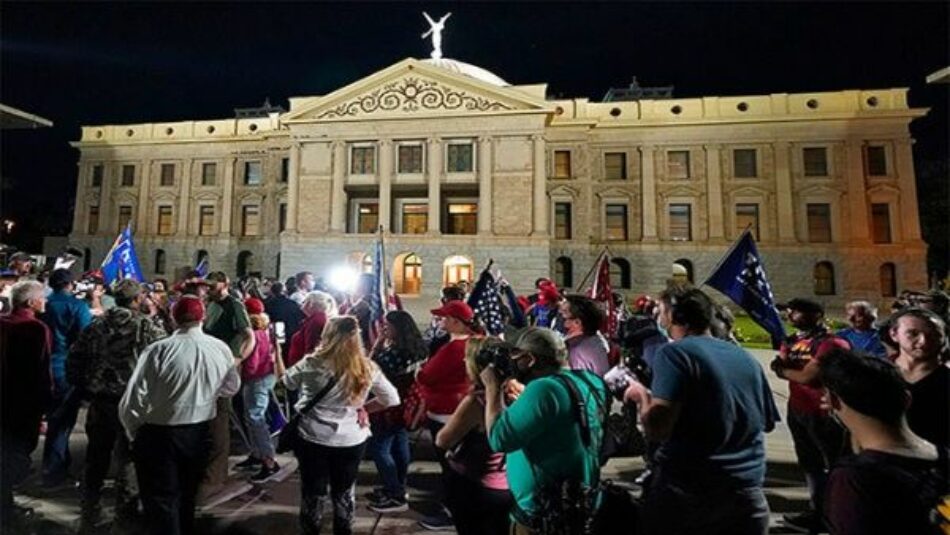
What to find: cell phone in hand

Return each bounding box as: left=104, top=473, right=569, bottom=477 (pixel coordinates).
left=604, top=365, right=640, bottom=399
left=273, top=321, right=286, bottom=343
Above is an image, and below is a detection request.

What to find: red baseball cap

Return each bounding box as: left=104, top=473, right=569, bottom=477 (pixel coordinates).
left=244, top=297, right=264, bottom=315
left=173, top=295, right=206, bottom=324
left=430, top=300, right=474, bottom=322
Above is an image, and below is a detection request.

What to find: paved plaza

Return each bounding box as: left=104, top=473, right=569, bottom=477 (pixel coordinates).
left=7, top=350, right=818, bottom=534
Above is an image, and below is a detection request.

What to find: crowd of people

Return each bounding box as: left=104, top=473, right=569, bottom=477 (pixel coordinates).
left=0, top=251, right=948, bottom=535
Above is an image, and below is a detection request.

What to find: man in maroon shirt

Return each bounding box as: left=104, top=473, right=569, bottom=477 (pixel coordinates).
left=770, top=298, right=850, bottom=533
left=0, top=281, right=52, bottom=526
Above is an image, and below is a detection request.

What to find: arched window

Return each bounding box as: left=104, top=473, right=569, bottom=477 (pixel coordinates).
left=880, top=263, right=897, bottom=298
left=154, top=249, right=166, bottom=275
left=394, top=252, right=422, bottom=295
left=554, top=257, right=574, bottom=289
left=236, top=250, right=254, bottom=278
left=83, top=247, right=92, bottom=271
left=195, top=249, right=209, bottom=270
left=275, top=253, right=281, bottom=280
left=443, top=255, right=474, bottom=287
left=673, top=259, right=694, bottom=284
left=346, top=252, right=373, bottom=274
left=610, top=258, right=631, bottom=289
left=814, top=261, right=836, bottom=295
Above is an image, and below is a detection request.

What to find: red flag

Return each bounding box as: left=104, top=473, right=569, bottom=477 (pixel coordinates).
left=588, top=252, right=617, bottom=339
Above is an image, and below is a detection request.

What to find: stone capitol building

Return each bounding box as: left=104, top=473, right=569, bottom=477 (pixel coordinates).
left=68, top=51, right=928, bottom=311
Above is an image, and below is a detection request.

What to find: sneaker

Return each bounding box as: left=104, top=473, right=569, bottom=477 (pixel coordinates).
left=235, top=456, right=263, bottom=470
left=782, top=511, right=822, bottom=534
left=250, top=462, right=280, bottom=483
left=418, top=509, right=454, bottom=531
left=363, top=487, right=387, bottom=502
left=368, top=496, right=409, bottom=514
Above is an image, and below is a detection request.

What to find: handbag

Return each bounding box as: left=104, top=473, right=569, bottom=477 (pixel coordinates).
left=275, top=377, right=336, bottom=454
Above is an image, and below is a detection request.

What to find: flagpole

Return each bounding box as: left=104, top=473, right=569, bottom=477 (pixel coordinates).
left=574, top=247, right=608, bottom=293
left=701, top=227, right=752, bottom=287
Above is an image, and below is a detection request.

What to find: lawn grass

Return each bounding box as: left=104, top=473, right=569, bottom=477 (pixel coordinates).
left=733, top=314, right=792, bottom=349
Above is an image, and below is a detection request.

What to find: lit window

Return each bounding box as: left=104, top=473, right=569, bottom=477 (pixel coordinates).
left=91, top=164, right=103, bottom=188
left=866, top=146, right=887, bottom=176
left=199, top=206, right=215, bottom=236
left=121, top=165, right=135, bottom=187
left=244, top=161, right=262, bottom=185
left=736, top=203, right=760, bottom=240
left=673, top=259, right=694, bottom=284
left=160, top=163, right=175, bottom=186
left=351, top=146, right=376, bottom=174
left=242, top=205, right=261, bottom=236
left=554, top=202, right=572, bottom=239
left=807, top=203, right=832, bottom=243
left=401, top=203, right=428, bottom=234
left=667, top=151, right=690, bottom=179
left=447, top=143, right=473, bottom=172
left=398, top=145, right=424, bottom=174
left=117, top=206, right=133, bottom=231
left=87, top=206, right=99, bottom=234
left=443, top=255, right=474, bottom=286
left=605, top=152, right=627, bottom=180
left=157, top=206, right=174, bottom=235
left=803, top=147, right=828, bottom=177
left=871, top=203, right=891, bottom=244
left=201, top=162, right=216, bottom=186
left=814, top=261, right=835, bottom=295
left=356, top=203, right=379, bottom=234
left=669, top=204, right=692, bottom=241
left=733, top=149, right=757, bottom=178
left=605, top=204, right=628, bottom=241
left=446, top=203, right=477, bottom=235
left=396, top=253, right=422, bottom=295
left=553, top=151, right=571, bottom=179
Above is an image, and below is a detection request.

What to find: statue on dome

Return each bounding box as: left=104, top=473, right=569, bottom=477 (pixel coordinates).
left=421, top=11, right=451, bottom=59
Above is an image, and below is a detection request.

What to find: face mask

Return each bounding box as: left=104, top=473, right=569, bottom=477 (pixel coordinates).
left=513, top=359, right=535, bottom=384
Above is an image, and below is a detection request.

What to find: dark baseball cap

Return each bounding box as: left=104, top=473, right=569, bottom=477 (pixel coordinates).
left=779, top=298, right=824, bottom=315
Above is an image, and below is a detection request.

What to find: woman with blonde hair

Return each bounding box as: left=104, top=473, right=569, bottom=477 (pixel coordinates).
left=281, top=315, right=399, bottom=535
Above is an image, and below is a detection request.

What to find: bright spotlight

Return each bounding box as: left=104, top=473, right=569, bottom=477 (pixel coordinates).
left=327, top=265, right=358, bottom=293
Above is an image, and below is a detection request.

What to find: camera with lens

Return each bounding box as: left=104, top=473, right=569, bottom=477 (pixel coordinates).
left=474, top=340, right=515, bottom=380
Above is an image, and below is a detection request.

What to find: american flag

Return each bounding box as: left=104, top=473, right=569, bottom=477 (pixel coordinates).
left=467, top=263, right=505, bottom=335
left=588, top=251, right=617, bottom=338
left=367, top=230, right=400, bottom=344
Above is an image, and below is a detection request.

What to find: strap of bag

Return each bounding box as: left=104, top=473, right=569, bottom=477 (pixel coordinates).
left=298, top=376, right=337, bottom=416
left=551, top=373, right=593, bottom=447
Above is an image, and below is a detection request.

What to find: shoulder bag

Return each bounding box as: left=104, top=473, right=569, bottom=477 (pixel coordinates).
left=275, top=376, right=337, bottom=454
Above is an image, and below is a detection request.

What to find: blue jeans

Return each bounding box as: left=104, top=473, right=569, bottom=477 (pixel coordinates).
left=367, top=424, right=410, bottom=499
left=43, top=375, right=81, bottom=484
left=242, top=375, right=277, bottom=460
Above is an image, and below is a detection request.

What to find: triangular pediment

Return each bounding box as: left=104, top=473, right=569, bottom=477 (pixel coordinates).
left=282, top=58, right=550, bottom=122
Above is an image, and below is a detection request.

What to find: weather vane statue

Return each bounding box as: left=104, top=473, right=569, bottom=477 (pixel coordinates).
left=421, top=12, right=452, bottom=59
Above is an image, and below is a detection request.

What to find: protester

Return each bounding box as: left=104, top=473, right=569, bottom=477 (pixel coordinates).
left=366, top=310, right=428, bottom=513
left=290, top=271, right=315, bottom=305
left=67, top=279, right=168, bottom=533
left=889, top=307, right=949, bottom=448
left=287, top=290, right=338, bottom=367
left=435, top=337, right=513, bottom=535
left=201, top=271, right=255, bottom=499
left=346, top=274, right=376, bottom=349
left=481, top=327, right=606, bottom=533
left=233, top=297, right=281, bottom=482
left=280, top=316, right=399, bottom=535
left=40, top=268, right=93, bottom=487
left=423, top=285, right=465, bottom=355
left=627, top=287, right=779, bottom=535
left=770, top=298, right=851, bottom=533
left=0, top=281, right=51, bottom=527
left=819, top=348, right=947, bottom=535
left=836, top=300, right=887, bottom=358
left=264, top=281, right=305, bottom=358
left=527, top=280, right=561, bottom=329
left=559, top=294, right=611, bottom=376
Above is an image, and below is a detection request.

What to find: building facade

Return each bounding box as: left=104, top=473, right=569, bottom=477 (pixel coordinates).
left=69, top=57, right=928, bottom=312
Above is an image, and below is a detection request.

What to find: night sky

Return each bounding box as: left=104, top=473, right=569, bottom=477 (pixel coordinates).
left=2, top=2, right=947, bottom=265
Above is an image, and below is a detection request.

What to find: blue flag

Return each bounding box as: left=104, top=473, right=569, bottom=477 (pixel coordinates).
left=704, top=229, right=785, bottom=349
left=194, top=256, right=209, bottom=277
left=100, top=224, right=144, bottom=286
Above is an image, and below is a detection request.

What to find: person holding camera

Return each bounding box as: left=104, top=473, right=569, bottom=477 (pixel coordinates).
left=435, top=337, right=513, bottom=534
left=480, top=327, right=607, bottom=533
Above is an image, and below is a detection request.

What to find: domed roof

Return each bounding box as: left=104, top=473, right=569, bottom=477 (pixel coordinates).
left=421, top=58, right=510, bottom=87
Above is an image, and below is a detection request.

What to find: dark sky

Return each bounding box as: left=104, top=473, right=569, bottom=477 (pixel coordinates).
left=2, top=1, right=948, bottom=252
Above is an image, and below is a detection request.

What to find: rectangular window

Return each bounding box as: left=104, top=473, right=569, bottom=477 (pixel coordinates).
left=121, top=165, right=135, bottom=187
left=735, top=203, right=760, bottom=240
left=91, top=164, right=103, bottom=188
left=87, top=206, right=99, bottom=234
left=356, top=203, right=379, bottom=234
left=871, top=203, right=892, bottom=244
left=446, top=203, right=477, bottom=234
left=280, top=157, right=290, bottom=183
left=866, top=145, right=887, bottom=176
left=554, top=202, right=573, bottom=239
left=803, top=147, right=828, bottom=177
left=157, top=206, right=173, bottom=235
left=807, top=203, right=832, bottom=243
left=667, top=150, right=690, bottom=179
left=401, top=203, right=428, bottom=234
left=669, top=204, right=692, bottom=241
left=398, top=145, right=424, bottom=174
left=351, top=146, right=376, bottom=174
left=446, top=143, right=473, bottom=173
left=160, top=163, right=175, bottom=186
left=733, top=149, right=758, bottom=178
left=201, top=162, right=217, bottom=186
left=241, top=205, right=261, bottom=236
left=279, top=203, right=288, bottom=232
left=117, top=206, right=133, bottom=231
left=605, top=204, right=628, bottom=241
left=199, top=206, right=215, bottom=236
left=553, top=151, right=571, bottom=179
left=244, top=161, right=262, bottom=185
left=604, top=152, right=627, bottom=180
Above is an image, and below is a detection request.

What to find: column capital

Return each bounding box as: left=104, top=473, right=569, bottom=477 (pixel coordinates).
left=379, top=138, right=393, bottom=147
left=638, top=144, right=656, bottom=153
left=703, top=143, right=722, bottom=151
left=531, top=134, right=545, bottom=143
left=477, top=135, right=493, bottom=144
left=426, top=136, right=441, bottom=145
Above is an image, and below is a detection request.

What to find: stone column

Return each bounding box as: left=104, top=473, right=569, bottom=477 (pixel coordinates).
left=639, top=145, right=657, bottom=241
left=427, top=137, right=442, bottom=234
left=176, top=159, right=192, bottom=236
left=531, top=134, right=548, bottom=236
left=894, top=138, right=922, bottom=241
left=378, top=139, right=393, bottom=233
left=330, top=141, right=347, bottom=233
left=286, top=142, right=300, bottom=233
left=704, top=144, right=724, bottom=240
left=773, top=141, right=796, bottom=243
left=135, top=160, right=151, bottom=233
left=845, top=140, right=871, bottom=243
left=98, top=162, right=114, bottom=234
left=220, top=157, right=235, bottom=236
left=478, top=136, right=493, bottom=234
left=73, top=162, right=88, bottom=234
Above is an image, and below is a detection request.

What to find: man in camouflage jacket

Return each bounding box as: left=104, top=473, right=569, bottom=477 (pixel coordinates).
left=67, top=279, right=167, bottom=532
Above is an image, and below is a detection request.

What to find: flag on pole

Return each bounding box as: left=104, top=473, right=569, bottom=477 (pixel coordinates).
left=704, top=229, right=785, bottom=349
left=194, top=256, right=210, bottom=277
left=367, top=228, right=400, bottom=344
left=587, top=251, right=617, bottom=338
left=467, top=261, right=505, bottom=335
left=100, top=224, right=143, bottom=286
